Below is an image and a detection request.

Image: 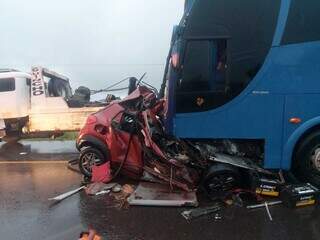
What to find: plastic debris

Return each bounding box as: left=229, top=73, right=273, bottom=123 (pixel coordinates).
left=111, top=184, right=122, bottom=193
left=95, top=190, right=110, bottom=196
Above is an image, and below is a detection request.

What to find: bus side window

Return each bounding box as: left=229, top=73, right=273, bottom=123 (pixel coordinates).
left=179, top=40, right=211, bottom=92
left=178, top=39, right=227, bottom=92
left=175, top=39, right=230, bottom=113
left=213, top=40, right=227, bottom=91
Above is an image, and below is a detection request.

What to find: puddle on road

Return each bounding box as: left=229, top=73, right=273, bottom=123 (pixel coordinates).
left=0, top=140, right=78, bottom=160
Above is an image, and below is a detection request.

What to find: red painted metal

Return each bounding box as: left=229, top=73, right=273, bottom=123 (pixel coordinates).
left=78, top=86, right=196, bottom=191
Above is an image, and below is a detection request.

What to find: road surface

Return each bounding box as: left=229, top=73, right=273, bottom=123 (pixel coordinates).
left=0, top=141, right=320, bottom=240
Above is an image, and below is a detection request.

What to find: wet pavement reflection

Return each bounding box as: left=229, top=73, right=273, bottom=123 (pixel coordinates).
left=0, top=140, right=78, bottom=161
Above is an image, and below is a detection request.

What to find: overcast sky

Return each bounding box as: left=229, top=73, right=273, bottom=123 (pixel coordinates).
left=0, top=0, right=184, bottom=95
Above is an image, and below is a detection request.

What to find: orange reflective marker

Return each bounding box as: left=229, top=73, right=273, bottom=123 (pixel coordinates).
left=289, top=118, right=302, bottom=124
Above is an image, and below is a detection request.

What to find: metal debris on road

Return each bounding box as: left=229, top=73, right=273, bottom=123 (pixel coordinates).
left=181, top=203, right=222, bottom=221
left=247, top=200, right=282, bottom=209
left=128, top=182, right=198, bottom=207
left=48, top=186, right=85, bottom=201
left=265, top=201, right=273, bottom=221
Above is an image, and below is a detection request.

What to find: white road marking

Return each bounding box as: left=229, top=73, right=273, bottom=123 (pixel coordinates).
left=0, top=161, right=68, bottom=164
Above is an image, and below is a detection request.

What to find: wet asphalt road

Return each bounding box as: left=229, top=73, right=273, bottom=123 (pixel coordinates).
left=1, top=141, right=320, bottom=240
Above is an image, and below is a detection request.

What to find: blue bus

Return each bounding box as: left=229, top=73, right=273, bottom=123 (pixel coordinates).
left=161, top=0, right=320, bottom=187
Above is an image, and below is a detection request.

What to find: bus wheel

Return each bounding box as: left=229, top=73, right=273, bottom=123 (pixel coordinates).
left=294, top=131, right=320, bottom=186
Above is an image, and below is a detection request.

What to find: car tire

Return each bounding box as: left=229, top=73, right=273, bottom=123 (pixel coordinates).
left=293, top=130, right=320, bottom=186
left=79, top=147, right=108, bottom=177
left=202, top=163, right=241, bottom=198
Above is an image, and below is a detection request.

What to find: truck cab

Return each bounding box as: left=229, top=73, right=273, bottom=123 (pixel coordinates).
left=163, top=0, right=320, bottom=185
left=0, top=67, right=103, bottom=141
left=0, top=70, right=31, bottom=139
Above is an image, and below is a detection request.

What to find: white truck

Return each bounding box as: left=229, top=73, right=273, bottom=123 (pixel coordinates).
left=0, top=66, right=105, bottom=142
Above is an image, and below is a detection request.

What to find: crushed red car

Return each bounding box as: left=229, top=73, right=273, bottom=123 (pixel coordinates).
left=76, top=86, right=203, bottom=192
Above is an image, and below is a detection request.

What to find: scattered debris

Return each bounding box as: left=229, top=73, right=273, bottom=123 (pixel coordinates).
left=85, top=182, right=117, bottom=196
left=223, top=189, right=263, bottom=208
left=264, top=202, right=273, bottom=221
left=113, top=184, right=135, bottom=209
left=140, top=171, right=166, bottom=184
left=111, top=184, right=122, bottom=193
left=181, top=203, right=222, bottom=221
left=214, top=213, right=222, bottom=221
left=48, top=186, right=85, bottom=201
left=247, top=200, right=282, bottom=221
left=224, top=199, right=233, bottom=206
left=128, top=182, right=198, bottom=207
left=122, top=184, right=135, bottom=196
left=246, top=200, right=282, bottom=209
left=95, top=190, right=110, bottom=196
left=281, top=183, right=320, bottom=208
left=253, top=171, right=285, bottom=197
left=232, top=194, right=244, bottom=207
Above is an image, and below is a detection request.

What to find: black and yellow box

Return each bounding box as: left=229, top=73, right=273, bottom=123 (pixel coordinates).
left=255, top=178, right=282, bottom=197
left=280, top=183, right=319, bottom=208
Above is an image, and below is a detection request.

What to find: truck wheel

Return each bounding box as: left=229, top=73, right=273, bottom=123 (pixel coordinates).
left=202, top=163, right=241, bottom=198
left=3, top=131, right=21, bottom=143
left=293, top=131, right=320, bottom=186
left=79, top=147, right=108, bottom=177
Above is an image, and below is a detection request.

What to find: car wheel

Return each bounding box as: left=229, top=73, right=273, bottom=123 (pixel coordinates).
left=79, top=147, right=108, bottom=177
left=203, top=163, right=241, bottom=198
left=293, top=130, right=320, bottom=186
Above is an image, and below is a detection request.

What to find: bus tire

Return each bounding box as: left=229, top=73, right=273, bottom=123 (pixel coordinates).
left=293, top=130, right=320, bottom=186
